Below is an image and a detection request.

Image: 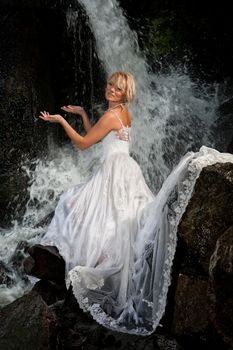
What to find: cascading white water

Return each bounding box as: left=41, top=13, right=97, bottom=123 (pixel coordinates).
left=0, top=0, right=223, bottom=308
left=0, top=144, right=102, bottom=307
left=78, top=0, right=218, bottom=190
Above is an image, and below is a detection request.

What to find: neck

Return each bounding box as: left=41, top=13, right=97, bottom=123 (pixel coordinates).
left=108, top=102, right=125, bottom=110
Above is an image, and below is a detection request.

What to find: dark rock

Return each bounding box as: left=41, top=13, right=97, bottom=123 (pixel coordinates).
left=178, top=162, right=233, bottom=276
left=171, top=273, right=228, bottom=349
left=10, top=240, right=30, bottom=276
left=208, top=226, right=233, bottom=348
left=0, top=290, right=57, bottom=350
left=0, top=241, right=31, bottom=288
left=0, top=1, right=105, bottom=227
left=228, top=139, right=233, bottom=154
left=34, top=211, right=55, bottom=228
left=172, top=274, right=209, bottom=335
left=0, top=261, right=13, bottom=286
left=52, top=287, right=181, bottom=350
left=32, top=279, right=67, bottom=305
left=214, top=97, right=233, bottom=153
left=170, top=162, right=233, bottom=349
left=23, top=244, right=65, bottom=284
left=120, top=0, right=233, bottom=80
left=0, top=6, right=56, bottom=226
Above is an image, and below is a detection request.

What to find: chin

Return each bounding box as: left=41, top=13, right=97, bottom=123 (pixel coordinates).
left=105, top=94, right=112, bottom=101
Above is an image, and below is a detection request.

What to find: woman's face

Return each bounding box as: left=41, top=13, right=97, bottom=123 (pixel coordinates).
left=105, top=80, right=125, bottom=103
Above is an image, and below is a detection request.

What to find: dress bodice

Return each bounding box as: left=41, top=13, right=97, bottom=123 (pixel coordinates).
left=101, top=128, right=131, bottom=159
left=101, top=107, right=131, bottom=159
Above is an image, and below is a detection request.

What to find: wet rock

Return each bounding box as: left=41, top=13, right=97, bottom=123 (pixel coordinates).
left=0, top=261, right=13, bottom=286
left=52, top=287, right=181, bottom=350
left=172, top=274, right=209, bottom=335
left=10, top=240, right=30, bottom=280
left=178, top=162, right=233, bottom=275
left=228, top=138, right=233, bottom=153
left=171, top=275, right=228, bottom=349
left=0, top=290, right=57, bottom=350
left=32, top=279, right=67, bottom=306
left=23, top=244, right=65, bottom=284
left=34, top=211, right=55, bottom=228
left=214, top=97, right=233, bottom=153
left=0, top=0, right=105, bottom=227
left=171, top=162, right=233, bottom=349
left=209, top=226, right=233, bottom=348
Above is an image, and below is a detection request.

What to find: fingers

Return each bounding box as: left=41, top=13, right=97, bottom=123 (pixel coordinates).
left=60, top=106, right=73, bottom=112
left=64, top=105, right=82, bottom=109
left=38, top=111, right=61, bottom=121
left=41, top=111, right=48, bottom=116
left=39, top=111, right=51, bottom=121
left=40, top=111, right=49, bottom=118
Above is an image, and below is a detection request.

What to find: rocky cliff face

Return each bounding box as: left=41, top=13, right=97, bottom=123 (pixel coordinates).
left=1, top=0, right=233, bottom=228
left=0, top=0, right=105, bottom=227
left=0, top=162, right=232, bottom=349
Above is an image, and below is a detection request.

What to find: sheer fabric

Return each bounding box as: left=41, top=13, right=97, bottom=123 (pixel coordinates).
left=41, top=125, right=233, bottom=335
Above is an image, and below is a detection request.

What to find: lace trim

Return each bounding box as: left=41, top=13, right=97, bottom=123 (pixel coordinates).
left=50, top=146, right=233, bottom=335
left=150, top=146, right=233, bottom=331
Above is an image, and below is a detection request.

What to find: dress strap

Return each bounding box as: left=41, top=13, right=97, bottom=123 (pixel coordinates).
left=110, top=109, right=125, bottom=128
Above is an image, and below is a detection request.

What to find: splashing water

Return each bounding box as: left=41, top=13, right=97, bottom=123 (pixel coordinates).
left=78, top=0, right=218, bottom=188
left=0, top=144, right=101, bottom=307
left=0, top=0, right=221, bottom=307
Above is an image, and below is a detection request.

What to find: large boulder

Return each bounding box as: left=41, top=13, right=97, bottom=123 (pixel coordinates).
left=23, top=244, right=65, bottom=284
left=209, top=226, right=233, bottom=348
left=171, top=162, right=233, bottom=349
left=178, top=162, right=233, bottom=275
left=0, top=290, right=57, bottom=350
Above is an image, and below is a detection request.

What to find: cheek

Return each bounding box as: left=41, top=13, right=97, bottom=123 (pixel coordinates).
left=119, top=92, right=126, bottom=100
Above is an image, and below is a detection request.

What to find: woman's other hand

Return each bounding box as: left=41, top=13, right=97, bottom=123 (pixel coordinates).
left=39, top=111, right=63, bottom=123
left=115, top=128, right=130, bottom=141
left=61, top=105, right=85, bottom=116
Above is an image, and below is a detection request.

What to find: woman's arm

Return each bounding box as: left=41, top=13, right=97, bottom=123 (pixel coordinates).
left=39, top=111, right=118, bottom=150
left=61, top=105, right=92, bottom=133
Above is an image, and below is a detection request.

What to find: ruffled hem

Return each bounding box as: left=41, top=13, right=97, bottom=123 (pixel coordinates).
left=41, top=146, right=233, bottom=335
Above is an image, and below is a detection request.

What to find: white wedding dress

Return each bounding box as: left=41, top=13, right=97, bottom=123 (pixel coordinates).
left=41, top=111, right=233, bottom=335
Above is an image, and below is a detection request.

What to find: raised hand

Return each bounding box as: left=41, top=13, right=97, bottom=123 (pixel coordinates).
left=39, top=111, right=63, bottom=123
left=61, top=105, right=85, bottom=116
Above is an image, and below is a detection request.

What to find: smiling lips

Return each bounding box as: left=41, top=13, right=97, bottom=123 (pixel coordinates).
left=107, top=92, right=115, bottom=97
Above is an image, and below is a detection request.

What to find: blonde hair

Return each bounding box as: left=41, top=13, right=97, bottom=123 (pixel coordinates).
left=107, top=71, right=136, bottom=103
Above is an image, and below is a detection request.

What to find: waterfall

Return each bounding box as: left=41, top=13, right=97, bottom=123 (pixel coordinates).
left=0, top=0, right=221, bottom=307
left=78, top=0, right=218, bottom=190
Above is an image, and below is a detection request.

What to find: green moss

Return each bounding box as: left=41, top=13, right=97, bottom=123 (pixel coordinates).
left=144, top=11, right=189, bottom=58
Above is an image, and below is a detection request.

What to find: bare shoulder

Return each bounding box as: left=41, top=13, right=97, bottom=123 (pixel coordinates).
left=120, top=106, right=132, bottom=127
left=98, top=106, right=131, bottom=129
left=101, top=110, right=116, bottom=120
left=99, top=110, right=119, bottom=126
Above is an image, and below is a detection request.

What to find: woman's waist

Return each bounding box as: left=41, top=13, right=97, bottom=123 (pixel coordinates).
left=102, top=142, right=130, bottom=158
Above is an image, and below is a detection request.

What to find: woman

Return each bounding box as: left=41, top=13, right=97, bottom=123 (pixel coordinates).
left=38, top=71, right=193, bottom=334
left=40, top=71, right=135, bottom=149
